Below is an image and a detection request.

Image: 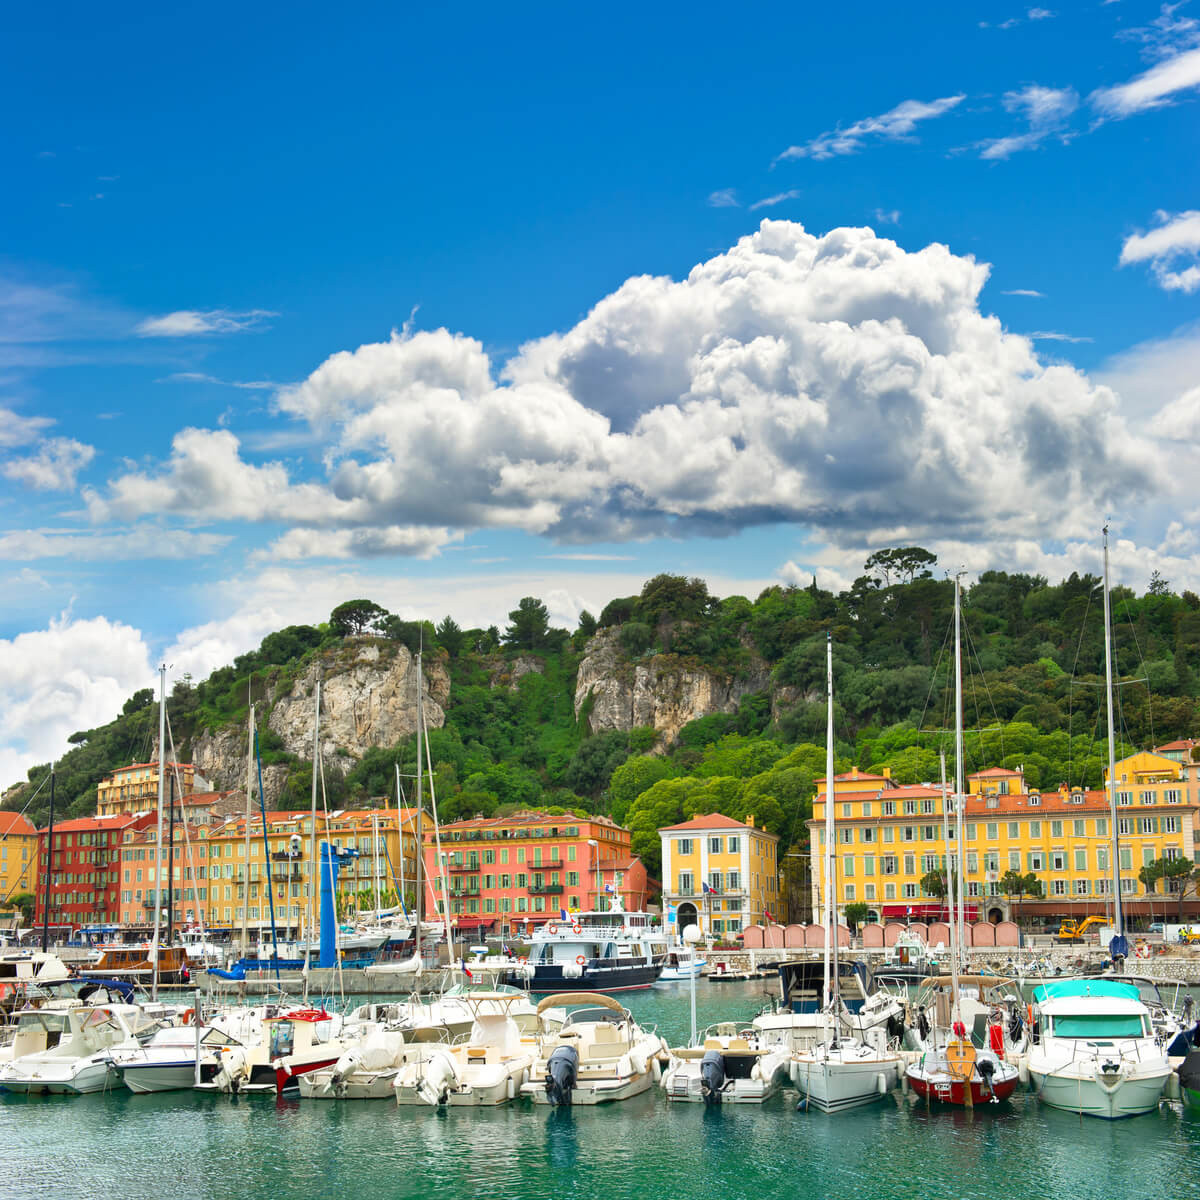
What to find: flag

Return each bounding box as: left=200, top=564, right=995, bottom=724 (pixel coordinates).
left=604, top=883, right=614, bottom=895
left=560, top=908, right=568, bottom=921
left=764, top=909, right=774, bottom=923
left=463, top=964, right=473, bottom=980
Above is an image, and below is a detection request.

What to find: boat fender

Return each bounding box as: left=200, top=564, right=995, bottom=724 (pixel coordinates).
left=789, top=1060, right=799, bottom=1085
left=545, top=1044, right=579, bottom=1107
left=877, top=1073, right=887, bottom=1096
left=507, top=1076, right=516, bottom=1101
left=988, top=1023, right=1005, bottom=1055
left=700, top=1049, right=725, bottom=1105
left=563, top=963, right=583, bottom=979
left=181, top=1008, right=196, bottom=1026
left=629, top=1047, right=649, bottom=1076
left=651, top=1056, right=662, bottom=1083
left=1018, top=1058, right=1029, bottom=1086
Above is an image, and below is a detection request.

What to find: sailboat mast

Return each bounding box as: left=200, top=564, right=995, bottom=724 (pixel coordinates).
left=415, top=649, right=425, bottom=949
left=940, top=750, right=959, bottom=990
left=307, top=675, right=322, bottom=978
left=823, top=634, right=835, bottom=1016
left=951, top=580, right=965, bottom=1011
left=395, top=763, right=407, bottom=915
left=372, top=810, right=382, bottom=916
left=243, top=704, right=253, bottom=955
left=151, top=663, right=166, bottom=1002
left=1103, top=525, right=1124, bottom=941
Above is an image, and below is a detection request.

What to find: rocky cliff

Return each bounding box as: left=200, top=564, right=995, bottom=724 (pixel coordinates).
left=191, top=639, right=449, bottom=805
left=573, top=628, right=771, bottom=744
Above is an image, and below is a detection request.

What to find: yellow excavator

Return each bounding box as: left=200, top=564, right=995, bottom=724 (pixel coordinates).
left=1056, top=916, right=1107, bottom=943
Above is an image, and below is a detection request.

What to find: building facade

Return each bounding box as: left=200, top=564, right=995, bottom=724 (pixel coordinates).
left=0, top=812, right=40, bottom=913
left=807, top=764, right=1200, bottom=925
left=96, top=761, right=201, bottom=818
left=659, top=813, right=780, bottom=939
left=426, top=811, right=635, bottom=936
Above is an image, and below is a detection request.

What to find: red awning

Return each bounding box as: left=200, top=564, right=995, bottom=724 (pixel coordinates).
left=450, top=917, right=495, bottom=929
left=880, top=904, right=980, bottom=921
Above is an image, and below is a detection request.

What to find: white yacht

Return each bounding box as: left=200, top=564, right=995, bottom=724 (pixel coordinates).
left=0, top=1003, right=163, bottom=1094
left=1027, top=979, right=1171, bottom=1119
left=521, top=993, right=665, bottom=1105
left=110, top=1008, right=265, bottom=1093
left=511, top=896, right=667, bottom=992
left=661, top=1023, right=788, bottom=1104
left=657, top=943, right=708, bottom=982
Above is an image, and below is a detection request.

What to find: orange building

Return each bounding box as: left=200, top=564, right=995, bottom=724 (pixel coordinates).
left=96, top=761, right=203, bottom=817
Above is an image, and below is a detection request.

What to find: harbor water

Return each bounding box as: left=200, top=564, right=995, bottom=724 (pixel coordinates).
left=2, top=979, right=1198, bottom=1200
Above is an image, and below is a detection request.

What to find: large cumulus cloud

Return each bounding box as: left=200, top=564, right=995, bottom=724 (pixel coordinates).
left=85, top=220, right=1161, bottom=556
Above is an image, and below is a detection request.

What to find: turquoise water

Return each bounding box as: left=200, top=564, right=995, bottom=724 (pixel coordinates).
left=2, top=980, right=1198, bottom=1200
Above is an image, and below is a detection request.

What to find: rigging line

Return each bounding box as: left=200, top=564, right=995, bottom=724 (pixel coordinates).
left=1065, top=582, right=1098, bottom=790
left=1, top=769, right=57, bottom=907
left=164, top=705, right=206, bottom=943
left=1121, top=597, right=1155, bottom=750
left=914, top=604, right=956, bottom=757
left=960, top=601, right=1006, bottom=773
left=317, top=741, right=344, bottom=1005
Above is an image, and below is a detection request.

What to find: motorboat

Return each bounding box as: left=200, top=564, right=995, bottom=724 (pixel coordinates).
left=79, top=943, right=190, bottom=984
left=790, top=1029, right=901, bottom=1113
left=661, top=1022, right=788, bottom=1104
left=0, top=950, right=73, bottom=1007
left=1178, top=1048, right=1200, bottom=1112
left=0, top=1003, right=164, bottom=1094
left=871, top=931, right=941, bottom=987
left=298, top=1027, right=419, bottom=1100
left=752, top=960, right=906, bottom=1053
left=1026, top=979, right=1171, bottom=1119
left=510, top=897, right=667, bottom=992
left=110, top=1008, right=265, bottom=1093
left=658, top=944, right=708, bottom=982
left=394, top=992, right=539, bottom=1106
left=198, top=1006, right=345, bottom=1094
left=0, top=1001, right=88, bottom=1066
left=521, top=993, right=665, bottom=1105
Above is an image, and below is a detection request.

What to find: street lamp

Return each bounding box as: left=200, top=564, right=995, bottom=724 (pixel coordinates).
left=587, top=839, right=599, bottom=912
left=683, top=922, right=702, bottom=1046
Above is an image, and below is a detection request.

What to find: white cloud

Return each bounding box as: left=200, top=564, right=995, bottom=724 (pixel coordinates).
left=1028, top=7, right=1054, bottom=20
left=1119, top=210, right=1200, bottom=292
left=1096, top=320, right=1200, bottom=421
left=0, top=527, right=231, bottom=561
left=88, top=219, right=1166, bottom=565
left=978, top=85, right=1079, bottom=159
left=1091, top=45, right=1200, bottom=117
left=163, top=371, right=278, bottom=390
left=0, top=614, right=154, bottom=791
left=0, top=407, right=53, bottom=448
left=873, top=208, right=901, bottom=225
left=254, top=525, right=462, bottom=561
left=749, top=190, right=802, bottom=211
left=775, top=95, right=965, bottom=161
left=2, top=437, right=95, bottom=491
left=707, top=189, right=740, bottom=208
left=134, top=309, right=277, bottom=337
left=1027, top=330, right=1093, bottom=343
left=1001, top=288, right=1044, bottom=297
left=1118, top=4, right=1200, bottom=61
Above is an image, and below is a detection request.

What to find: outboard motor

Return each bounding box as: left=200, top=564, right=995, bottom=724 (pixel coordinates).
left=916, top=1006, right=931, bottom=1043
left=977, top=1055, right=996, bottom=1102
left=545, top=1044, right=579, bottom=1107
left=886, top=1011, right=906, bottom=1046
left=699, top=1049, right=726, bottom=1105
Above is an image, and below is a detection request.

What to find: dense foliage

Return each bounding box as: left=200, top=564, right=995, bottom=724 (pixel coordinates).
left=7, top=556, right=1198, bottom=886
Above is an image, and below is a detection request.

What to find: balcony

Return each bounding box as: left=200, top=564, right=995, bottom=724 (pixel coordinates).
left=528, top=884, right=564, bottom=896
left=447, top=861, right=481, bottom=873
left=271, top=850, right=302, bottom=862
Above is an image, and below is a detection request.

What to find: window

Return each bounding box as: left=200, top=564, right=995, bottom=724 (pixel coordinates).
left=860, top=827, right=876, bottom=843
left=862, top=802, right=872, bottom=817
left=1052, top=852, right=1065, bottom=871
left=1049, top=820, right=1061, bottom=837
left=884, top=883, right=896, bottom=899
left=1120, top=878, right=1136, bottom=895
left=881, top=855, right=898, bottom=875
left=727, top=870, right=740, bottom=890
left=882, top=801, right=895, bottom=816
left=1074, top=848, right=1087, bottom=871
left=1165, top=789, right=1181, bottom=804
left=903, top=854, right=915, bottom=875
left=1163, top=816, right=1180, bottom=833
left=984, top=851, right=999, bottom=872
left=1028, top=793, right=1040, bottom=807
left=678, top=838, right=693, bottom=855
left=966, top=823, right=976, bottom=841
left=1052, top=880, right=1067, bottom=896
left=1096, top=878, right=1111, bottom=895
left=844, top=884, right=855, bottom=901
left=1074, top=878, right=1089, bottom=895
left=568, top=845, right=577, bottom=861
left=1140, top=790, right=1154, bottom=806
left=921, top=799, right=935, bottom=814
left=922, top=854, right=939, bottom=873
left=986, top=823, right=998, bottom=841
left=967, top=881, right=981, bottom=897
left=1118, top=818, right=1132, bottom=836
left=1095, top=818, right=1107, bottom=837
left=1120, top=847, right=1132, bottom=870
left=922, top=825, right=938, bottom=841
left=1138, top=818, right=1156, bottom=835
left=882, top=827, right=895, bottom=843
left=1142, top=847, right=1155, bottom=866
left=1117, top=791, right=1132, bottom=807
left=708, top=871, right=723, bottom=892
left=1029, top=821, right=1041, bottom=838
left=1027, top=851, right=1044, bottom=871
left=842, top=856, right=854, bottom=877
left=967, top=851, right=978, bottom=873
left=903, top=800, right=916, bottom=815
left=902, top=826, right=915, bottom=842
left=727, top=836, right=739, bottom=853
left=862, top=856, right=874, bottom=876
left=902, top=884, right=917, bottom=898
left=1008, top=851, right=1020, bottom=870
left=1097, top=847, right=1109, bottom=871
left=1007, top=822, right=1019, bottom=839
left=842, top=804, right=852, bottom=818
left=839, top=827, right=853, bottom=845
left=709, top=837, right=722, bottom=854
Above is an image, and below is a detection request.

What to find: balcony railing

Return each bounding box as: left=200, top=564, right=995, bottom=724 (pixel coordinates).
left=529, top=884, right=564, bottom=895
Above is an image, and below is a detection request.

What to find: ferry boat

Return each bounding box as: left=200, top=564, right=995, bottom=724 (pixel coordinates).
left=509, top=897, right=668, bottom=993
left=79, top=943, right=190, bottom=984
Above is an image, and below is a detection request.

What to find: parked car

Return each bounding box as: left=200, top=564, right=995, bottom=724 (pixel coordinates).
left=1149, top=922, right=1165, bottom=935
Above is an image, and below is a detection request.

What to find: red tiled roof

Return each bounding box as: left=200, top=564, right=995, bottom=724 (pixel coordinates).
left=815, top=771, right=890, bottom=784
left=968, top=767, right=1023, bottom=777
left=660, top=812, right=772, bottom=834
left=816, top=783, right=943, bottom=803
left=39, top=815, right=136, bottom=833
left=0, top=812, right=37, bottom=836
left=1154, top=739, right=1196, bottom=753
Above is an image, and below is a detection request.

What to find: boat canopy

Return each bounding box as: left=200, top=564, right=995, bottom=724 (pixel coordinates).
left=1049, top=1012, right=1148, bottom=1038
left=1033, top=980, right=1141, bottom=1003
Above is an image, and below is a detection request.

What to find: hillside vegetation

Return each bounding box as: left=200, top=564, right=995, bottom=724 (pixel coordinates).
left=7, top=552, right=1199, bottom=877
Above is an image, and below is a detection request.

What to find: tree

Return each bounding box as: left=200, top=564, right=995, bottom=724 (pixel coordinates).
left=8, top=892, right=35, bottom=924
left=1138, top=859, right=1165, bottom=894
left=122, top=688, right=154, bottom=716
left=999, top=869, right=1044, bottom=925
left=844, top=901, right=870, bottom=932
left=1149, top=570, right=1170, bottom=595
left=503, top=597, right=551, bottom=650
left=329, top=599, right=389, bottom=637
left=435, top=616, right=465, bottom=659
left=920, top=868, right=948, bottom=899
left=863, top=546, right=938, bottom=588
left=1142, top=855, right=1199, bottom=920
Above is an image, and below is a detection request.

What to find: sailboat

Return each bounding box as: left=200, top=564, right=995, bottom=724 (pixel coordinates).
left=789, top=635, right=902, bottom=1113
left=904, top=575, right=1020, bottom=1107
left=1026, top=526, right=1170, bottom=1118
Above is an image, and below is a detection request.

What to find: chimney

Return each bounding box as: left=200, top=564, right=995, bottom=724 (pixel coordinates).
left=851, top=766, right=859, bottom=779
left=882, top=766, right=891, bottom=780
left=746, top=814, right=755, bottom=829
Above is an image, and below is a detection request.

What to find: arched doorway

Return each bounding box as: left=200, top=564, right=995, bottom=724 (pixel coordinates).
left=988, top=907, right=1004, bottom=924
left=677, top=901, right=699, bottom=938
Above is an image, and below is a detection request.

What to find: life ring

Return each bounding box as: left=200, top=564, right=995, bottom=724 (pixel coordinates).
left=572, top=923, right=582, bottom=934
left=575, top=955, right=586, bottom=966
left=181, top=1008, right=196, bottom=1026
left=0, top=983, right=10, bottom=1000
left=517, top=956, right=527, bottom=964
left=546, top=923, right=558, bottom=935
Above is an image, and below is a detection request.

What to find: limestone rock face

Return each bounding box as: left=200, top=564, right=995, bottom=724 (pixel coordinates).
left=190, top=639, right=449, bottom=806
left=269, top=640, right=449, bottom=773
left=573, top=628, right=770, bottom=744
left=489, top=655, right=545, bottom=691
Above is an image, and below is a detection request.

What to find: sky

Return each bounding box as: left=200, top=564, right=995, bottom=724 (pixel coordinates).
left=1, top=1, right=1199, bottom=789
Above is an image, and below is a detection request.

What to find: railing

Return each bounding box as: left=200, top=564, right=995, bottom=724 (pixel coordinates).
left=529, top=884, right=564, bottom=895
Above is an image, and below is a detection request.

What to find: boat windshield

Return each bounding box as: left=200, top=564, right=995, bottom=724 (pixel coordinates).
left=1050, top=1013, right=1149, bottom=1038
left=201, top=1028, right=242, bottom=1048
left=16, top=1012, right=71, bottom=1033
left=563, top=1007, right=626, bottom=1028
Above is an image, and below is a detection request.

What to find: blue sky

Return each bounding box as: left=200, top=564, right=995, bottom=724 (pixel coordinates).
left=2, top=1, right=1199, bottom=785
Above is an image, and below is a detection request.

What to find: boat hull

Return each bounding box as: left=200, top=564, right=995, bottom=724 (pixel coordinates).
left=517, top=962, right=662, bottom=993
left=792, top=1056, right=901, bottom=1113
left=907, top=1071, right=1018, bottom=1106
left=121, top=1061, right=220, bottom=1094
left=1030, top=1068, right=1169, bottom=1119
left=524, top=1069, right=654, bottom=1106
left=297, top=1069, right=399, bottom=1100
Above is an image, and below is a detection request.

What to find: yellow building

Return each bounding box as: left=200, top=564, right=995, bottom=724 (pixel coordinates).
left=118, top=806, right=421, bottom=936
left=659, top=813, right=779, bottom=939
left=97, top=761, right=200, bottom=817
left=808, top=765, right=1200, bottom=924
left=0, top=813, right=40, bottom=919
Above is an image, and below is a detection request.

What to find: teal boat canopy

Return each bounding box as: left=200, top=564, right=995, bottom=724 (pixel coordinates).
left=1033, top=979, right=1141, bottom=1003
